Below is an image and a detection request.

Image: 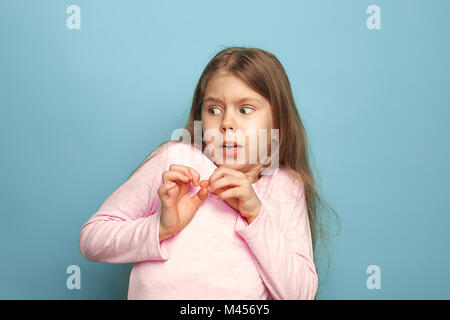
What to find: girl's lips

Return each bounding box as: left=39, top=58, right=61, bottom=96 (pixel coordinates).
left=220, top=145, right=243, bottom=149
left=207, top=144, right=244, bottom=159
left=221, top=145, right=243, bottom=158
left=222, top=140, right=243, bottom=148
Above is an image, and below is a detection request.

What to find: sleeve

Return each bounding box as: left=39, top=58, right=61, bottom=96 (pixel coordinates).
left=79, top=142, right=175, bottom=264
left=235, top=183, right=318, bottom=300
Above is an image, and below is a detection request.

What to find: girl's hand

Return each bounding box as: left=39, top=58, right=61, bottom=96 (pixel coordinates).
left=158, top=164, right=209, bottom=240
left=207, top=167, right=262, bottom=224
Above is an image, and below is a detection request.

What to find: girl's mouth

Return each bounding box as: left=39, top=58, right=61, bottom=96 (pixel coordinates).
left=220, top=144, right=243, bottom=157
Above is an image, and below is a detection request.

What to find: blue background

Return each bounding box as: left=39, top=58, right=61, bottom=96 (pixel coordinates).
left=1, top=0, right=449, bottom=299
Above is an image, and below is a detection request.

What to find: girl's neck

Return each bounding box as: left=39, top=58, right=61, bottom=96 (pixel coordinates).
left=245, top=165, right=263, bottom=184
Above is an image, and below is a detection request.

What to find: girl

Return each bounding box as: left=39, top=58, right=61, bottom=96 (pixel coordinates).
left=79, top=47, right=338, bottom=300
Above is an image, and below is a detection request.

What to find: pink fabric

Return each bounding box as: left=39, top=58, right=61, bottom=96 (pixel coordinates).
left=79, top=141, right=318, bottom=300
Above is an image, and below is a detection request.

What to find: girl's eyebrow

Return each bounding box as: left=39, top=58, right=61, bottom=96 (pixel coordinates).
left=203, top=96, right=261, bottom=105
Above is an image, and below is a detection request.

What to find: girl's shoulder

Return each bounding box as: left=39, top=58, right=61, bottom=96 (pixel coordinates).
left=274, top=166, right=304, bottom=188
left=267, top=166, right=305, bottom=201
left=135, top=140, right=182, bottom=174
left=163, top=140, right=199, bottom=154
left=147, top=140, right=191, bottom=161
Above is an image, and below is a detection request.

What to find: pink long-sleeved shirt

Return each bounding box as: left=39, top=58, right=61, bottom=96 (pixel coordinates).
left=79, top=141, right=318, bottom=300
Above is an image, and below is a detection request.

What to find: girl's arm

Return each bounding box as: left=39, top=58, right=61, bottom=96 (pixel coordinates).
left=235, top=182, right=318, bottom=300
left=79, top=142, right=174, bottom=264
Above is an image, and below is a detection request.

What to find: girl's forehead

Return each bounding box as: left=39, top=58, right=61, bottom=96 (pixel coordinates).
left=206, top=72, right=257, bottom=92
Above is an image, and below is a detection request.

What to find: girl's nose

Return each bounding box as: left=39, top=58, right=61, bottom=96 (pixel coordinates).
left=221, top=110, right=236, bottom=132
left=221, top=124, right=235, bottom=133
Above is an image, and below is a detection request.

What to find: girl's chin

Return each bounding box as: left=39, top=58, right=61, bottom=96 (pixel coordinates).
left=212, top=156, right=251, bottom=169
left=213, top=160, right=247, bottom=167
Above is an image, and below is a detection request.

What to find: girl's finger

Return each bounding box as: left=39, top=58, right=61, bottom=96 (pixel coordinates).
left=186, top=167, right=201, bottom=187
left=168, top=164, right=193, bottom=180
left=167, top=183, right=178, bottom=196
left=208, top=167, right=243, bottom=187
left=158, top=182, right=178, bottom=200
left=162, top=170, right=190, bottom=185
left=199, top=180, right=209, bottom=189
left=208, top=175, right=242, bottom=193
left=166, top=182, right=177, bottom=189
left=193, top=187, right=209, bottom=202
left=216, top=186, right=240, bottom=201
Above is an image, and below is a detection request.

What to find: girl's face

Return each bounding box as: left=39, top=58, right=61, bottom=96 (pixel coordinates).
left=201, top=71, right=275, bottom=182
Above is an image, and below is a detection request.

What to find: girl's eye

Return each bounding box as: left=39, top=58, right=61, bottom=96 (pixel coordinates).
left=240, top=107, right=254, bottom=114
left=207, top=106, right=254, bottom=115
left=208, top=107, right=221, bottom=115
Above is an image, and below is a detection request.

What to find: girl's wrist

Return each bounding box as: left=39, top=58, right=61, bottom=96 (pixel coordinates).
left=245, top=202, right=262, bottom=224
left=159, top=221, right=173, bottom=242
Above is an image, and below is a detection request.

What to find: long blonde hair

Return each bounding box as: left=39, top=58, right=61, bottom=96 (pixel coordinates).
left=127, top=46, right=341, bottom=297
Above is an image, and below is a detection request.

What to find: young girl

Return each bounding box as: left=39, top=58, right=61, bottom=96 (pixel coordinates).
left=79, top=47, right=337, bottom=300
